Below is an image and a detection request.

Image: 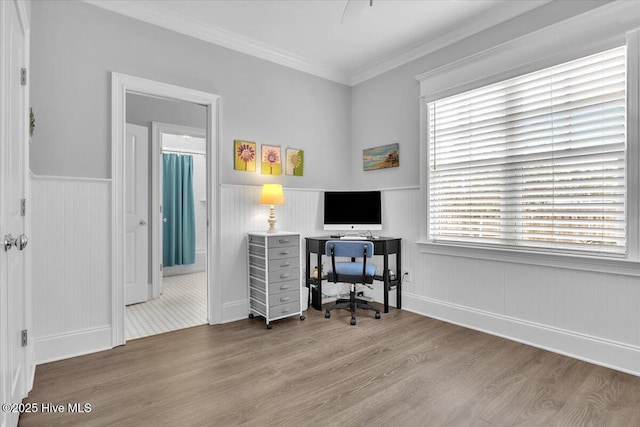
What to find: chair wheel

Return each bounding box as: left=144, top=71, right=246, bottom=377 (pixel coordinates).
left=300, top=315, right=305, bottom=321
left=350, top=318, right=356, bottom=326
left=248, top=313, right=254, bottom=319
left=266, top=324, right=272, bottom=329
left=325, top=311, right=330, bottom=318
left=375, top=312, right=381, bottom=319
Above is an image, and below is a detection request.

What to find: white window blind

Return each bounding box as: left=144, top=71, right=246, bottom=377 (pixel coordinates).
left=428, top=46, right=626, bottom=255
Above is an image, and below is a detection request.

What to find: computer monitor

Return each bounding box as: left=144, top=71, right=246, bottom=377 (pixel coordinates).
left=323, top=191, right=382, bottom=231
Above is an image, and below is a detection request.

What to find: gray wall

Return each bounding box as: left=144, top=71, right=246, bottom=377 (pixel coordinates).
left=31, top=0, right=605, bottom=189
left=126, top=93, right=206, bottom=130
left=349, top=0, right=610, bottom=190
left=30, top=0, right=351, bottom=189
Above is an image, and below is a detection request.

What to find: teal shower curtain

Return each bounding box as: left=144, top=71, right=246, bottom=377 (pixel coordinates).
left=163, top=153, right=196, bottom=267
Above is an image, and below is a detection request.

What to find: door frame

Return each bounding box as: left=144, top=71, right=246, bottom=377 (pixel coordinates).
left=111, top=72, right=221, bottom=347
left=151, top=122, right=206, bottom=300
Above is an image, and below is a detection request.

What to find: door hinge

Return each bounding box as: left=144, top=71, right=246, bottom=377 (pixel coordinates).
left=160, top=264, right=163, bottom=271
left=160, top=205, right=163, bottom=213
left=21, top=329, right=28, bottom=347
left=20, top=199, right=26, bottom=216
left=20, top=68, right=27, bottom=86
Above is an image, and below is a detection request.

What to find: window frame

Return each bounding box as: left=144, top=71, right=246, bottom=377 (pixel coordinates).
left=427, top=46, right=627, bottom=255
left=416, top=26, right=640, bottom=271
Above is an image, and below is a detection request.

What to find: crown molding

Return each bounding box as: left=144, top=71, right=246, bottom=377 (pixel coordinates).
left=85, top=0, right=609, bottom=88
left=414, top=0, right=640, bottom=88
left=83, top=0, right=350, bottom=85
left=349, top=1, right=552, bottom=86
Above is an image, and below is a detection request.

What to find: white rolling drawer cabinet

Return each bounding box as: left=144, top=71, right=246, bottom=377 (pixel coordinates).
left=247, top=232, right=305, bottom=329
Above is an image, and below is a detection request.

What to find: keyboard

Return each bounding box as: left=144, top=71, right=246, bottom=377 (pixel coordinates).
left=339, top=235, right=367, bottom=240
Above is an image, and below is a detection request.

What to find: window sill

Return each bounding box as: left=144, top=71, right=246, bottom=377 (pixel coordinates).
left=416, top=241, right=640, bottom=277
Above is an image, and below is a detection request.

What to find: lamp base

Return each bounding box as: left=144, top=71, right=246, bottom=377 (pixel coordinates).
left=267, top=204, right=277, bottom=233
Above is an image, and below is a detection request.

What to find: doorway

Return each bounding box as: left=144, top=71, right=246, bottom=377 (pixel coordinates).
left=111, top=73, right=220, bottom=347
left=124, top=95, right=209, bottom=340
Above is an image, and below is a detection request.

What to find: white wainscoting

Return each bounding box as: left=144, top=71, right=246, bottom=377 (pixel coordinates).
left=218, top=185, right=416, bottom=312
left=388, top=187, right=640, bottom=376
left=218, top=184, right=325, bottom=308
left=30, top=179, right=640, bottom=374
left=31, top=175, right=112, bottom=364
left=30, top=181, right=327, bottom=362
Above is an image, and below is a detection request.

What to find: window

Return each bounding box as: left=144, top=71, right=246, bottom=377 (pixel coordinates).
left=427, top=46, right=626, bottom=255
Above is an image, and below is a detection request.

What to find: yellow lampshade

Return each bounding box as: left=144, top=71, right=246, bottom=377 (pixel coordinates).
left=259, top=184, right=285, bottom=206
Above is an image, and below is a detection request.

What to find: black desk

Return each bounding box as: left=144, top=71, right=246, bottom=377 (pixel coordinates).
left=305, top=236, right=402, bottom=313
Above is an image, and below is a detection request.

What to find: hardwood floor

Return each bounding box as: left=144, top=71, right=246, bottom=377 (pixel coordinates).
left=20, top=306, right=640, bottom=426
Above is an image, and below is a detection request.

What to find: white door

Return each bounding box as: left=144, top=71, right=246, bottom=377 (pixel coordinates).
left=124, top=124, right=149, bottom=305
left=1, top=1, right=30, bottom=426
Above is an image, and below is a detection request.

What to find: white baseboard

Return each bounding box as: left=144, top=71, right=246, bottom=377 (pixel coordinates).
left=219, top=300, right=249, bottom=324
left=34, top=326, right=112, bottom=365
left=27, top=364, right=35, bottom=394
left=403, top=293, right=640, bottom=377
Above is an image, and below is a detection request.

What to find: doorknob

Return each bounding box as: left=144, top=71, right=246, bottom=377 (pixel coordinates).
left=139, top=219, right=147, bottom=226
left=162, top=218, right=167, bottom=223
left=15, top=234, right=27, bottom=251
left=3, top=234, right=16, bottom=251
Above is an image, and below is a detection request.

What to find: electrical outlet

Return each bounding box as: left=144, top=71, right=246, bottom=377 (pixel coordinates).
left=402, top=269, right=411, bottom=282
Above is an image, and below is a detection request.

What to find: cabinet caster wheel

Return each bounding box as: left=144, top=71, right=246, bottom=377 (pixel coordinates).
left=266, top=324, right=272, bottom=329
left=300, top=315, right=305, bottom=321
left=248, top=313, right=254, bottom=319
left=350, top=318, right=356, bottom=326
left=375, top=312, right=381, bottom=319
left=325, top=311, right=330, bottom=318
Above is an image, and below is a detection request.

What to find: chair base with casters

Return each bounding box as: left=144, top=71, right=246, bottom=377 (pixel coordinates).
left=323, top=240, right=380, bottom=326
left=324, top=281, right=381, bottom=325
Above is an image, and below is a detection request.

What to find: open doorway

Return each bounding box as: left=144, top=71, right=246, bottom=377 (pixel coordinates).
left=111, top=73, right=220, bottom=348
left=124, top=94, right=208, bottom=340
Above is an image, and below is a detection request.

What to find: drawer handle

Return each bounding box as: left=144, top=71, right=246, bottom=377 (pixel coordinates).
left=279, top=285, right=291, bottom=290
left=280, top=296, right=291, bottom=302
left=279, top=273, right=290, bottom=279
left=279, top=251, right=290, bottom=256
left=279, top=239, right=290, bottom=244
left=281, top=307, right=290, bottom=313
left=279, top=262, right=291, bottom=267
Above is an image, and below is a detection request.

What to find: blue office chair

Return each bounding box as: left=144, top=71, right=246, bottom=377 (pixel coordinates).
left=324, top=240, right=380, bottom=325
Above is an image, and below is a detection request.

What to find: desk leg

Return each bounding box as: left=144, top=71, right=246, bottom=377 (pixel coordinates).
left=305, top=242, right=311, bottom=310
left=314, top=251, right=323, bottom=310
left=383, top=246, right=389, bottom=313
left=396, top=245, right=402, bottom=310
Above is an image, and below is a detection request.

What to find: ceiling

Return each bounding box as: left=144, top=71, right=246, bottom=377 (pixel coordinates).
left=86, top=0, right=551, bottom=85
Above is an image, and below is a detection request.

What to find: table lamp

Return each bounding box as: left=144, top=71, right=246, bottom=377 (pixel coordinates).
left=259, top=184, right=285, bottom=233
